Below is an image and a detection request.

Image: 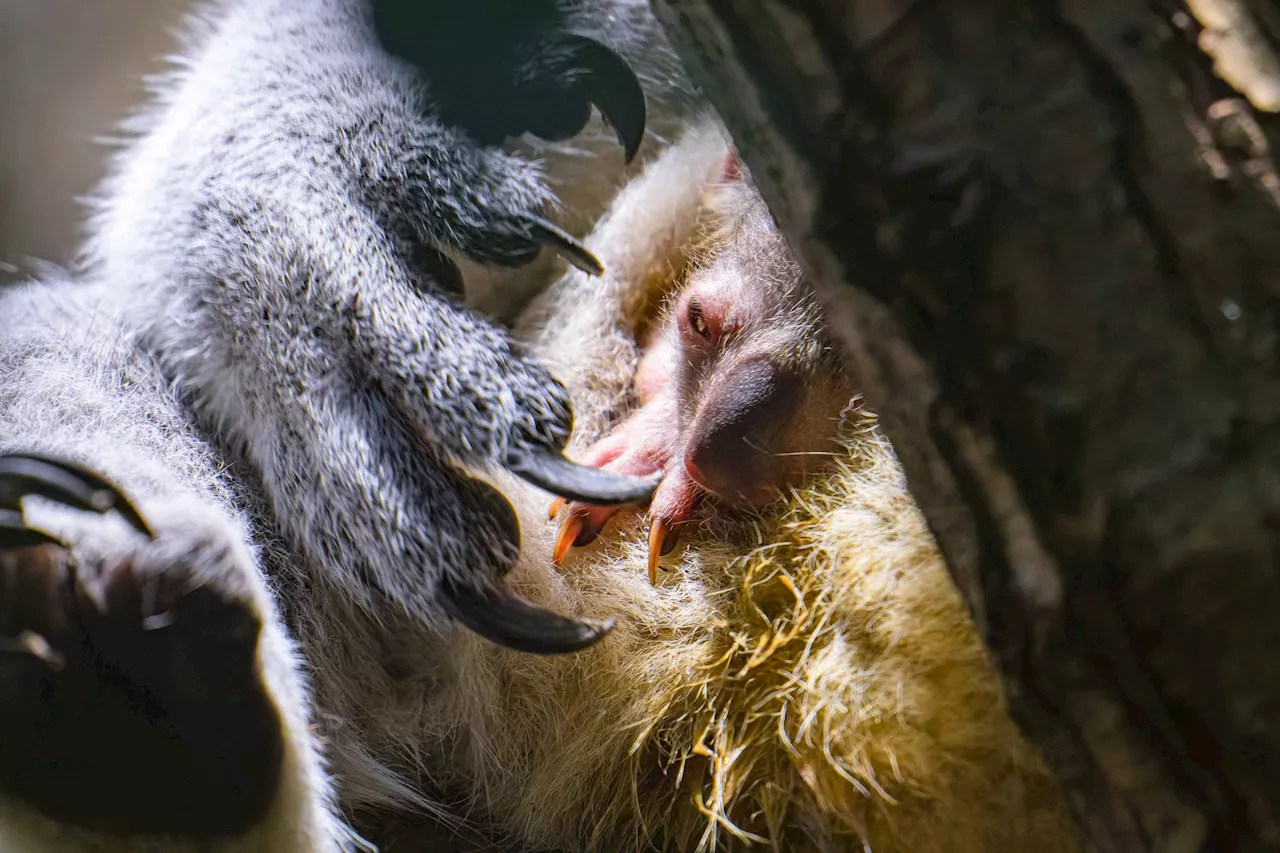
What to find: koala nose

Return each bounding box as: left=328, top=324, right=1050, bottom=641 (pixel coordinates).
left=683, top=358, right=802, bottom=507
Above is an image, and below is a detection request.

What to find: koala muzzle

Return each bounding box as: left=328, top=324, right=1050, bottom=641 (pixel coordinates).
left=683, top=358, right=802, bottom=509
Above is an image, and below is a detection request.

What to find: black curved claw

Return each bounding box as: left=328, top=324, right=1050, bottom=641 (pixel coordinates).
left=561, top=35, right=647, bottom=165
left=370, top=1, right=647, bottom=160
left=440, top=577, right=616, bottom=655
left=0, top=509, right=63, bottom=549
left=506, top=447, right=661, bottom=506
left=526, top=216, right=604, bottom=276
left=0, top=453, right=153, bottom=540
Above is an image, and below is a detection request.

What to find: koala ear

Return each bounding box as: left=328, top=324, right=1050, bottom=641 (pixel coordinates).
left=720, top=150, right=744, bottom=183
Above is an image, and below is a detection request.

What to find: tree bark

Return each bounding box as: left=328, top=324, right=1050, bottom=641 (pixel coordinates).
left=648, top=0, right=1280, bottom=850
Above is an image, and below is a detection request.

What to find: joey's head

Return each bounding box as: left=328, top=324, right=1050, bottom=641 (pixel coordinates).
left=549, top=148, right=859, bottom=579
left=667, top=168, right=855, bottom=511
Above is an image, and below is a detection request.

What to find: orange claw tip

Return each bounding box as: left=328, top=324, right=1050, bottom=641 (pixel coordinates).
left=553, top=516, right=584, bottom=568
left=548, top=496, right=567, bottom=520
left=647, top=518, right=670, bottom=586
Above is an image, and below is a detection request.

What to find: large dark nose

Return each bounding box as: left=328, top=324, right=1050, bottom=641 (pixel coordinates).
left=683, top=358, right=802, bottom=507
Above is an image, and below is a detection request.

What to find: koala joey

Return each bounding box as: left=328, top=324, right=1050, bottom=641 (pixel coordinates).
left=0, top=0, right=704, bottom=847
left=548, top=150, right=856, bottom=583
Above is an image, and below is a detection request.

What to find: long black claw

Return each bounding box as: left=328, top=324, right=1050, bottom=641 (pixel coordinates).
left=0, top=454, right=153, bottom=538
left=441, top=578, right=616, bottom=655
left=0, top=509, right=63, bottom=550
left=506, top=447, right=661, bottom=506
left=526, top=217, right=604, bottom=276
left=566, top=35, right=647, bottom=164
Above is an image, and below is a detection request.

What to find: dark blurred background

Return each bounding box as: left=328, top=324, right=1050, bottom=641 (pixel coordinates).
left=0, top=0, right=192, bottom=284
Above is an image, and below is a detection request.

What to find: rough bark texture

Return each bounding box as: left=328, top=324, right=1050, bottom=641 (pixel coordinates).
left=648, top=0, right=1280, bottom=850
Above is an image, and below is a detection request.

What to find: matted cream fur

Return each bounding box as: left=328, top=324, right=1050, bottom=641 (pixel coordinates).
left=309, top=122, right=1082, bottom=853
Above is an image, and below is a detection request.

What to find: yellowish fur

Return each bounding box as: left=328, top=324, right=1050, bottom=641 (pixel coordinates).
left=458, top=434, right=1076, bottom=853
left=397, top=121, right=1082, bottom=853
left=284, top=120, right=1081, bottom=853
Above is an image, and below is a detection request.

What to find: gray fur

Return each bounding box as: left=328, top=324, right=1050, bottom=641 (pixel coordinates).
left=0, top=0, right=703, bottom=849
left=83, top=0, right=580, bottom=623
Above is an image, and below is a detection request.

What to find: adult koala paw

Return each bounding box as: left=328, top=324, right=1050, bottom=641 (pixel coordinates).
left=0, top=454, right=284, bottom=838
left=373, top=0, right=647, bottom=160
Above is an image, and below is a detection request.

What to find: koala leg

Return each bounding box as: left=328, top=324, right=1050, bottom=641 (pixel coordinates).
left=85, top=0, right=663, bottom=655
left=0, top=463, right=351, bottom=852
left=0, top=457, right=279, bottom=837
left=0, top=289, right=351, bottom=850
left=134, top=179, right=648, bottom=659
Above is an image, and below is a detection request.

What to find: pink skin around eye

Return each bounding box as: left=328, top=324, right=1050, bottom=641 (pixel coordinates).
left=676, top=286, right=735, bottom=349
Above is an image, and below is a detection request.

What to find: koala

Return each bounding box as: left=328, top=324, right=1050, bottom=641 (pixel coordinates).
left=0, top=0, right=698, bottom=848
left=0, top=1, right=1078, bottom=851
left=293, top=122, right=1081, bottom=853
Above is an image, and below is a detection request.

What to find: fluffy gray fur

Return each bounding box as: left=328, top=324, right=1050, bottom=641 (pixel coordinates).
left=0, top=0, right=703, bottom=849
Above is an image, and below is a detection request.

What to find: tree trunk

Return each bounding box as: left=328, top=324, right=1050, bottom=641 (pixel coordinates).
left=648, top=0, right=1280, bottom=850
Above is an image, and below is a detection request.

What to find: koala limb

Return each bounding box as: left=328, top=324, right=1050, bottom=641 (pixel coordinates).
left=371, top=0, right=648, bottom=159
left=0, top=0, right=703, bottom=845
left=0, top=282, right=347, bottom=848
left=77, top=0, right=661, bottom=654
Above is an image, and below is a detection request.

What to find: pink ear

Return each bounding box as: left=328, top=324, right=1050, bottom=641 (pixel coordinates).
left=720, top=150, right=743, bottom=183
